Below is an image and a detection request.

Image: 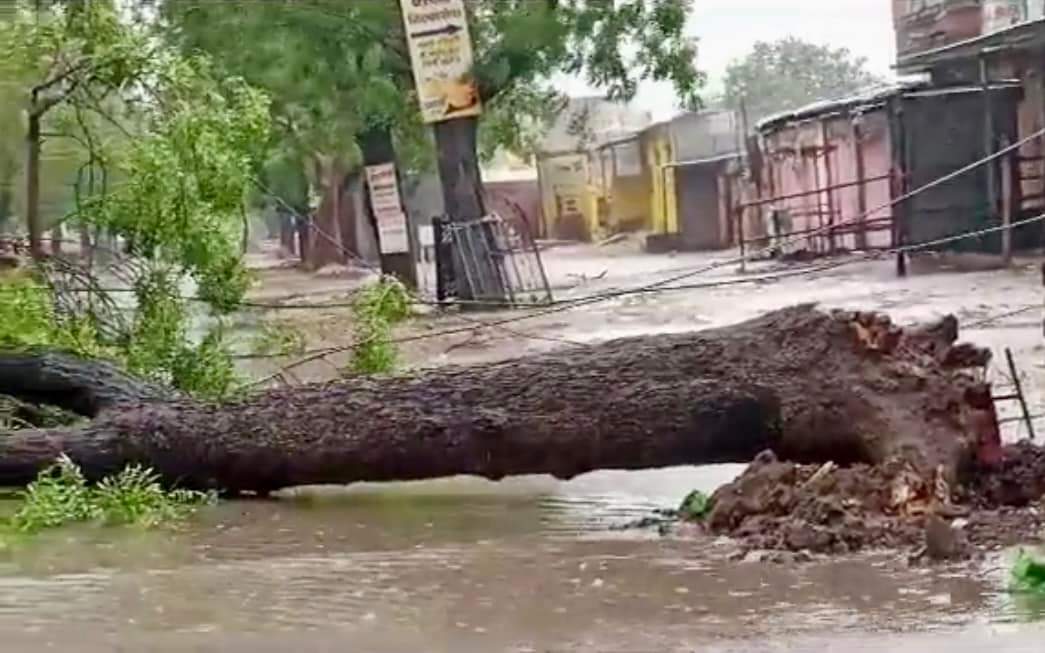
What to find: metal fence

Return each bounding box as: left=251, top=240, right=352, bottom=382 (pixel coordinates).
left=434, top=213, right=552, bottom=306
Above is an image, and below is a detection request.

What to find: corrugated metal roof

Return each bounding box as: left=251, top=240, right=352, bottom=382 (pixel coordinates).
left=756, top=79, right=1025, bottom=135
left=756, top=81, right=926, bottom=133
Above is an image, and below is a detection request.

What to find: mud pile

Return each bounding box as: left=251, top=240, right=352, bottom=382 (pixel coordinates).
left=704, top=447, right=1045, bottom=557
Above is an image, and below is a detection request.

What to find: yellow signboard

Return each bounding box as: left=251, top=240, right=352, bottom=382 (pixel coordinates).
left=400, top=0, right=482, bottom=123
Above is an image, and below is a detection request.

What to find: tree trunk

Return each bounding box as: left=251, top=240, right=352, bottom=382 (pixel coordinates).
left=0, top=307, right=998, bottom=493
left=434, top=117, right=485, bottom=221
left=0, top=183, right=12, bottom=232
left=296, top=211, right=311, bottom=264
left=26, top=111, right=43, bottom=259
left=433, top=117, right=507, bottom=302
left=49, top=224, right=63, bottom=255
left=305, top=159, right=344, bottom=270
left=278, top=207, right=297, bottom=257
left=78, top=223, right=94, bottom=267
left=360, top=126, right=417, bottom=288
left=337, top=171, right=360, bottom=259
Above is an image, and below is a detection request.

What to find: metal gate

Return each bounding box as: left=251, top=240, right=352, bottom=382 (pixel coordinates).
left=434, top=213, right=552, bottom=306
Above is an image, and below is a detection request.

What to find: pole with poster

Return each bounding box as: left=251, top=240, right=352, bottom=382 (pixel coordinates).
left=399, top=0, right=507, bottom=303
left=363, top=161, right=416, bottom=288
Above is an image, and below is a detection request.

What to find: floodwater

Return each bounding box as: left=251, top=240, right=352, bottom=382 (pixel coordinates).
left=11, top=243, right=1041, bottom=651
left=1, top=466, right=1044, bottom=652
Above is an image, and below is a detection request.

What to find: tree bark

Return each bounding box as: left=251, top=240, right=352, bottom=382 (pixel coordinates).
left=49, top=224, right=63, bottom=255
left=0, top=183, right=12, bottom=232
left=278, top=207, right=297, bottom=257
left=296, top=210, right=311, bottom=264
left=434, top=117, right=485, bottom=221
left=433, top=117, right=507, bottom=302
left=26, top=111, right=43, bottom=259
left=0, top=307, right=997, bottom=493
left=305, top=158, right=344, bottom=270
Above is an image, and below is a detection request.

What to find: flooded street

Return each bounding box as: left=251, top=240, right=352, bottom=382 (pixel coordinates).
left=3, top=244, right=1042, bottom=651
left=1, top=465, right=1044, bottom=652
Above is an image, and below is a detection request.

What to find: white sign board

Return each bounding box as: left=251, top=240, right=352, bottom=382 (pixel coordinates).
left=400, top=0, right=482, bottom=123
left=365, top=163, right=410, bottom=254
left=983, top=0, right=1044, bottom=32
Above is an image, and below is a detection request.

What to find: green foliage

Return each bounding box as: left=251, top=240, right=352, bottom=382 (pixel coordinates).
left=678, top=490, right=712, bottom=520
left=1011, top=550, right=1045, bottom=594
left=0, top=271, right=240, bottom=402
left=90, top=56, right=269, bottom=315
left=472, top=0, right=704, bottom=155
left=12, top=455, right=98, bottom=533
left=349, top=277, right=412, bottom=375
left=121, top=270, right=240, bottom=402
left=10, top=455, right=214, bottom=534
left=92, top=463, right=215, bottom=528
left=158, top=0, right=703, bottom=171
left=251, top=322, right=306, bottom=358
left=0, top=274, right=57, bottom=350
left=724, top=37, right=884, bottom=123
left=170, top=325, right=241, bottom=402
left=0, top=3, right=270, bottom=403
left=0, top=273, right=110, bottom=359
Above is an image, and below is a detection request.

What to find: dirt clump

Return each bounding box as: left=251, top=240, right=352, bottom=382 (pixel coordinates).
left=703, top=446, right=1045, bottom=558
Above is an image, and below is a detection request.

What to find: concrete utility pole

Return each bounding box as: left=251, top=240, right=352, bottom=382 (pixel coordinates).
left=399, top=0, right=507, bottom=302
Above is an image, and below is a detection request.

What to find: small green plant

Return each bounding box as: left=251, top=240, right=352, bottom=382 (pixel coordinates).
left=678, top=490, right=713, bottom=520
left=251, top=321, right=306, bottom=357
left=0, top=274, right=55, bottom=350
left=348, top=277, right=412, bottom=375
left=10, top=456, right=214, bottom=534
left=11, top=456, right=98, bottom=533
left=1011, top=550, right=1045, bottom=594
left=169, top=324, right=242, bottom=402
left=92, top=464, right=215, bottom=528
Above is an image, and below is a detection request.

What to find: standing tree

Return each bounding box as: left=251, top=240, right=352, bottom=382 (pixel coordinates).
left=0, top=90, right=19, bottom=233
left=154, top=0, right=704, bottom=284
left=723, top=37, right=884, bottom=124
left=0, top=0, right=271, bottom=400
left=154, top=0, right=424, bottom=273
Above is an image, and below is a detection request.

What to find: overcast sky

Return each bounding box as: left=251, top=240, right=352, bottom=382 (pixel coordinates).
left=556, top=0, right=898, bottom=120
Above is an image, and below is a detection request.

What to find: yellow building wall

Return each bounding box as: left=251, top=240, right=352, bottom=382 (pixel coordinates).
left=609, top=175, right=652, bottom=232
left=645, top=131, right=679, bottom=235
left=537, top=153, right=600, bottom=241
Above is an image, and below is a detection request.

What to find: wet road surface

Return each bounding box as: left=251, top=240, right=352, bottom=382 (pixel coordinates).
left=0, top=466, right=1042, bottom=652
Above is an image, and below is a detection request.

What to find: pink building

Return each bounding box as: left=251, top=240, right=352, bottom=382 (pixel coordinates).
left=750, top=85, right=908, bottom=254
left=747, top=79, right=1023, bottom=257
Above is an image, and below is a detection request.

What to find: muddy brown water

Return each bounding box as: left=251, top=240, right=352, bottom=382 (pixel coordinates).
left=34, top=248, right=1045, bottom=650
left=0, top=466, right=1043, bottom=652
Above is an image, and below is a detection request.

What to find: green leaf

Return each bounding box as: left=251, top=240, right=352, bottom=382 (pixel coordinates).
left=1011, top=550, right=1045, bottom=594
left=678, top=490, right=712, bottom=520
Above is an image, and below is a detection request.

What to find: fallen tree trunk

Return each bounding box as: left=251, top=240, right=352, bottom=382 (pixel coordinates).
left=0, top=306, right=998, bottom=493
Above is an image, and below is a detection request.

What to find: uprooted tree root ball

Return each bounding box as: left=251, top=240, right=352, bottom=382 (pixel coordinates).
left=700, top=447, right=1045, bottom=559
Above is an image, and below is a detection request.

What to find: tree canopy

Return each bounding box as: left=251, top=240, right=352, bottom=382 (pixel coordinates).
left=154, top=0, right=704, bottom=167
left=0, top=0, right=271, bottom=398
left=723, top=37, right=884, bottom=124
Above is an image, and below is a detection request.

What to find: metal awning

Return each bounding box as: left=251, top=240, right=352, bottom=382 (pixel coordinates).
left=662, top=152, right=741, bottom=169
